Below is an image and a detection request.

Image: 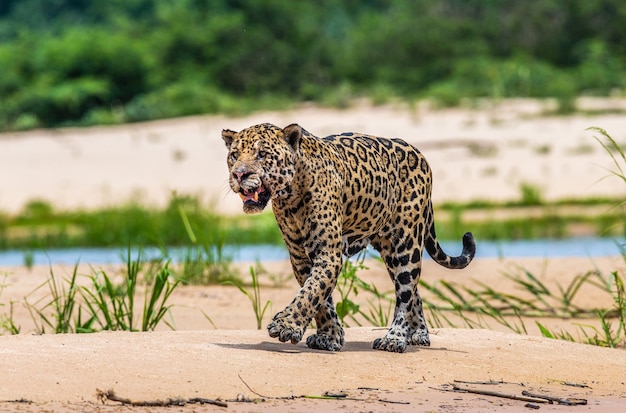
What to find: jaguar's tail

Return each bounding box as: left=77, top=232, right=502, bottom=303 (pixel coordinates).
left=424, top=200, right=476, bottom=269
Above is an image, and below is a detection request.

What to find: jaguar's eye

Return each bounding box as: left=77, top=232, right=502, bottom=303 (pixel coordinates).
left=229, top=150, right=239, bottom=162
left=257, top=150, right=267, bottom=160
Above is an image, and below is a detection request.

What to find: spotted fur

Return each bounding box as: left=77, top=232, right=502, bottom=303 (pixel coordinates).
left=221, top=123, right=475, bottom=353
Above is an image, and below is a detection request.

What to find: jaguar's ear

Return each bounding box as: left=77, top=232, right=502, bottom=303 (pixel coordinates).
left=222, top=129, right=237, bottom=148
left=282, top=124, right=302, bottom=150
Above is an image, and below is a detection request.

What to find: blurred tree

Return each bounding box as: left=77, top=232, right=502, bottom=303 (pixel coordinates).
left=0, top=0, right=624, bottom=129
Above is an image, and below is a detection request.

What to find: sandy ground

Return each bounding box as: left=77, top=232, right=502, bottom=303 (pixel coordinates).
left=1, top=257, right=625, bottom=412
left=1, top=99, right=626, bottom=411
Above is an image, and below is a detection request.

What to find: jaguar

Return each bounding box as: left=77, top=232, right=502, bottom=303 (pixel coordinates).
left=221, top=123, right=475, bottom=352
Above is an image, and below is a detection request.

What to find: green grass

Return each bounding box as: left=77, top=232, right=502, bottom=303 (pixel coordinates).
left=23, top=253, right=183, bottom=334
left=421, top=261, right=626, bottom=348
left=173, top=204, right=239, bottom=285
left=81, top=250, right=181, bottom=332
left=0, top=195, right=283, bottom=250
left=0, top=274, right=20, bottom=334
left=25, top=264, right=92, bottom=333
left=590, top=126, right=626, bottom=187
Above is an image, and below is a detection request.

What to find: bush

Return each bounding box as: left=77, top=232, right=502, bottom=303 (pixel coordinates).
left=0, top=0, right=625, bottom=129
left=123, top=82, right=237, bottom=122
left=1, top=27, right=150, bottom=128
left=425, top=56, right=577, bottom=103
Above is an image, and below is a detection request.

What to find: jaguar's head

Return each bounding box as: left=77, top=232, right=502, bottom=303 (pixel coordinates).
left=221, top=123, right=303, bottom=214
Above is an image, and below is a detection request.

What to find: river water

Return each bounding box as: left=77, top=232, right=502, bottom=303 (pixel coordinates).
left=0, top=237, right=623, bottom=267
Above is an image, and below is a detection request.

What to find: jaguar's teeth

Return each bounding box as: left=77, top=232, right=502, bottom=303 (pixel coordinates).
left=239, top=189, right=261, bottom=203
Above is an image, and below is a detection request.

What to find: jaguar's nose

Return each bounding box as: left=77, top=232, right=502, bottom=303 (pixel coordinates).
left=233, top=168, right=251, bottom=182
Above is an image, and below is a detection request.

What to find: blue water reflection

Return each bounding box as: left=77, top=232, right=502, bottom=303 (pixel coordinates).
left=0, top=237, right=623, bottom=267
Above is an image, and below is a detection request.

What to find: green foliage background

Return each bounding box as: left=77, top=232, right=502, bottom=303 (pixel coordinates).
left=1, top=0, right=625, bottom=130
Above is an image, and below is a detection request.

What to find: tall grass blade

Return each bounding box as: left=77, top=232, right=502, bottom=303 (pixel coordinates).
left=178, top=204, right=198, bottom=244
left=0, top=276, right=21, bottom=334
left=225, top=267, right=271, bottom=329
left=142, top=262, right=180, bottom=331
left=125, top=246, right=139, bottom=331
left=24, top=263, right=82, bottom=333
left=588, top=127, right=626, bottom=185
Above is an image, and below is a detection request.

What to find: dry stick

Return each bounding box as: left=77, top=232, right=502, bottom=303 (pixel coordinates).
left=96, top=389, right=228, bottom=408
left=452, top=385, right=549, bottom=404
left=454, top=379, right=504, bottom=385
left=0, top=399, right=32, bottom=404
left=547, top=378, right=591, bottom=388
left=378, top=398, right=411, bottom=405
left=521, top=390, right=587, bottom=406
left=453, top=379, right=523, bottom=386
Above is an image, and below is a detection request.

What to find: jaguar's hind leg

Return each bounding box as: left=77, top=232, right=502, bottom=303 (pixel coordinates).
left=406, top=292, right=431, bottom=346
left=371, top=233, right=426, bottom=353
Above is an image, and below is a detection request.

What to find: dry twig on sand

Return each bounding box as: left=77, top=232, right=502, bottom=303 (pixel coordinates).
left=451, top=384, right=549, bottom=404
left=453, top=379, right=522, bottom=386
left=96, top=388, right=228, bottom=408
left=450, top=384, right=588, bottom=406
left=521, top=390, right=587, bottom=406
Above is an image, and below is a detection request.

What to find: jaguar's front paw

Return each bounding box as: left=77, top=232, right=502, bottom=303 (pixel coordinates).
left=372, top=336, right=407, bottom=353
left=267, top=311, right=306, bottom=345
left=306, top=332, right=344, bottom=352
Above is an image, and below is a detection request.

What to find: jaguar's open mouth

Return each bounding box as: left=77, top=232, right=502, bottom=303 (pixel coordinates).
left=238, top=185, right=270, bottom=211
